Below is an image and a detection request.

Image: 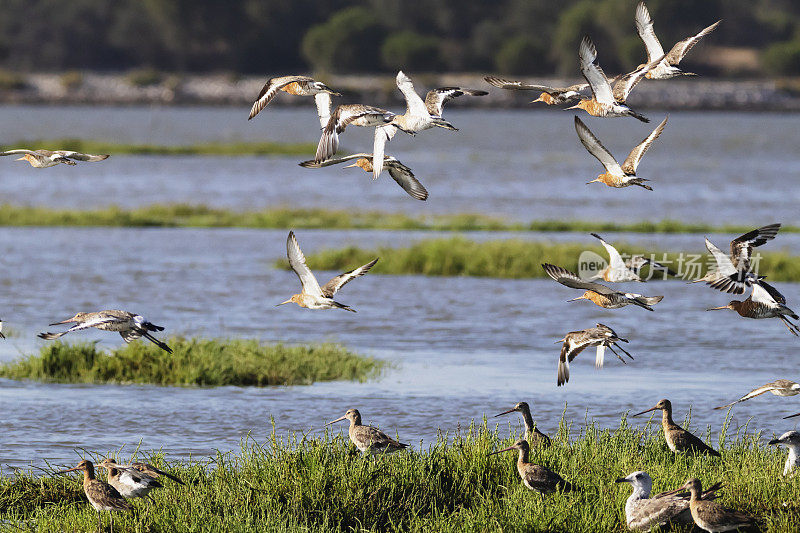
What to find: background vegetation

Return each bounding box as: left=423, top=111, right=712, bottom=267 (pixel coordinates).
left=1, top=420, right=798, bottom=531
left=2, top=0, right=800, bottom=75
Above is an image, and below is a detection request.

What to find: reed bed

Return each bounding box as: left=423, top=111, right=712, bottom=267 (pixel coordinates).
left=0, top=419, right=797, bottom=531
left=293, top=237, right=800, bottom=282
left=0, top=203, right=794, bottom=235
left=0, top=339, right=384, bottom=386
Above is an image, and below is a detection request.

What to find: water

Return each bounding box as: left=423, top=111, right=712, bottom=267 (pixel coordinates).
left=0, top=106, right=799, bottom=469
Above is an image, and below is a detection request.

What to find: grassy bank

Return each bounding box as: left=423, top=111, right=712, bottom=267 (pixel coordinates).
left=0, top=202, right=794, bottom=234
left=3, top=139, right=316, bottom=156
left=293, top=237, right=800, bottom=281
left=1, top=420, right=797, bottom=531
left=0, top=339, right=384, bottom=386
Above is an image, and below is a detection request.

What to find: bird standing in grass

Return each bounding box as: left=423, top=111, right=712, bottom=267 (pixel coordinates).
left=0, top=149, right=109, bottom=168
left=326, top=408, right=409, bottom=455
left=38, top=310, right=172, bottom=353
left=277, top=231, right=378, bottom=312
left=98, top=458, right=163, bottom=502
left=633, top=399, right=720, bottom=456
left=493, top=402, right=551, bottom=448
left=677, top=478, right=756, bottom=532
left=488, top=439, right=577, bottom=494
left=56, top=459, right=131, bottom=533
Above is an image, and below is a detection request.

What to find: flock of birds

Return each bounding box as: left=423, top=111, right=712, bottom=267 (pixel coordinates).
left=7, top=2, right=795, bottom=532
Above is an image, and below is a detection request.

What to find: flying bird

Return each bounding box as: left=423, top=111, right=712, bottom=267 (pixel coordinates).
left=248, top=75, right=341, bottom=127
left=575, top=115, right=667, bottom=190
left=542, top=263, right=663, bottom=311
left=314, top=104, right=408, bottom=163
left=299, top=153, right=428, bottom=200
left=484, top=76, right=588, bottom=105
left=706, top=279, right=800, bottom=336
left=1, top=149, right=109, bottom=168
left=635, top=2, right=721, bottom=79
left=556, top=323, right=633, bottom=386
left=278, top=231, right=377, bottom=312
left=714, top=380, right=800, bottom=410
left=38, top=310, right=172, bottom=353
left=589, top=233, right=676, bottom=281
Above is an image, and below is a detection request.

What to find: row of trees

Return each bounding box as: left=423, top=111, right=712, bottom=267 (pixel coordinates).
left=1, top=0, right=800, bottom=75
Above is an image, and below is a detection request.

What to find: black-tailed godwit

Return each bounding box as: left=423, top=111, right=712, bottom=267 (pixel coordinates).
left=97, top=458, right=163, bottom=501
left=542, top=263, right=663, bottom=311
left=575, top=115, right=667, bottom=190
left=714, top=379, right=800, bottom=410
left=488, top=439, right=578, bottom=494
left=38, top=310, right=172, bottom=353
left=676, top=478, right=755, bottom=532
left=556, top=323, right=633, bottom=386
left=483, top=76, right=588, bottom=105
left=493, top=402, right=552, bottom=448
left=633, top=399, right=720, bottom=456
left=278, top=231, right=377, bottom=312
left=247, top=75, right=341, bottom=127
left=635, top=2, right=721, bottom=80
left=0, top=149, right=109, bottom=168
left=326, top=408, right=409, bottom=455
left=56, top=459, right=131, bottom=532
left=314, top=104, right=408, bottom=163
left=589, top=233, right=675, bottom=281
left=706, top=280, right=800, bottom=336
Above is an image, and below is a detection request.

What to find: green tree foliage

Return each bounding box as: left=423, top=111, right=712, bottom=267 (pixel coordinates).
left=763, top=39, right=800, bottom=75
left=381, top=31, right=441, bottom=71
left=302, top=7, right=384, bottom=72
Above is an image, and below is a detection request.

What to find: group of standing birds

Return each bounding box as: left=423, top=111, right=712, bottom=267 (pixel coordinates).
left=27, top=2, right=798, bottom=531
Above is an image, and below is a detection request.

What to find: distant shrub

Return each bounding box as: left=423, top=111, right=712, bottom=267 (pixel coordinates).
left=0, top=70, right=26, bottom=90
left=301, top=7, right=384, bottom=72
left=762, top=39, right=800, bottom=75
left=381, top=31, right=441, bottom=71
left=494, top=36, right=542, bottom=75
left=126, top=68, right=163, bottom=87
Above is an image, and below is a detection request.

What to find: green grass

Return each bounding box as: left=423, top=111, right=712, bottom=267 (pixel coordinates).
left=3, top=139, right=316, bottom=156
left=0, top=202, right=793, bottom=234
left=1, top=418, right=798, bottom=531
left=0, top=339, right=384, bottom=386
left=290, top=236, right=800, bottom=281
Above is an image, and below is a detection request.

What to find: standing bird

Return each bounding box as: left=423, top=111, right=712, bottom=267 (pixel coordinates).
left=768, top=431, right=800, bottom=476
left=247, top=75, right=341, bottom=127
left=277, top=231, right=377, bottom=312
left=616, top=471, right=722, bottom=531
left=589, top=233, right=675, bottom=281
left=567, top=36, right=659, bottom=122
left=555, top=323, right=634, bottom=386
left=493, top=402, right=551, bottom=448
left=484, top=76, right=588, bottom=105
left=635, top=2, right=721, bottom=80
left=38, top=310, right=172, bottom=354
left=706, top=280, right=800, bottom=336
left=542, top=263, right=663, bottom=311
left=488, top=439, right=577, bottom=494
left=299, top=153, right=428, bottom=201
left=576, top=115, right=667, bottom=191
left=326, top=408, right=409, bottom=455
left=677, top=478, right=756, bottom=532
left=97, top=458, right=162, bottom=501
left=633, top=399, right=720, bottom=456
left=315, top=104, right=407, bottom=163
left=693, top=224, right=781, bottom=294
left=56, top=459, right=131, bottom=533
left=714, top=379, right=800, bottom=410
left=0, top=149, right=109, bottom=168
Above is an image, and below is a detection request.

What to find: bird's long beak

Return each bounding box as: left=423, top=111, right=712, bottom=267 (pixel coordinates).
left=566, top=296, right=586, bottom=302
left=565, top=104, right=581, bottom=110
left=49, top=317, right=76, bottom=326
left=487, top=445, right=517, bottom=456
left=783, top=412, right=800, bottom=420
left=343, top=162, right=358, bottom=168
left=275, top=299, right=292, bottom=307
left=706, top=306, right=729, bottom=311
left=325, top=415, right=347, bottom=426
left=493, top=408, right=516, bottom=418
left=530, top=96, right=544, bottom=104
left=15, top=156, right=26, bottom=161
left=55, top=465, right=83, bottom=475
left=632, top=406, right=659, bottom=417
left=586, top=178, right=600, bottom=185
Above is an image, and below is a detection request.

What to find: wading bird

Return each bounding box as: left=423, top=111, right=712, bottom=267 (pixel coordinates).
left=299, top=153, right=428, bottom=201
left=493, top=402, right=551, bottom=447
left=97, top=458, right=162, bottom=501
left=633, top=399, right=720, bottom=456
left=567, top=36, right=658, bottom=122
left=676, top=478, right=755, bottom=532
left=488, top=439, right=577, bottom=494
left=706, top=280, right=800, bottom=336
left=768, top=431, right=800, bottom=476
left=635, top=2, right=721, bottom=80
left=714, top=379, right=800, bottom=410
left=326, top=408, right=409, bottom=455
left=556, top=323, right=633, bottom=386
left=542, top=263, right=663, bottom=311
left=693, top=224, right=781, bottom=294
left=484, top=76, right=588, bottom=105
left=576, top=115, right=667, bottom=191
left=277, top=231, right=377, bottom=312
left=589, top=233, right=676, bottom=281
left=38, top=310, right=172, bottom=354
left=616, top=471, right=722, bottom=531
left=56, top=459, right=131, bottom=533
left=0, top=149, right=109, bottom=168
left=247, top=75, right=341, bottom=127
left=314, top=104, right=409, bottom=163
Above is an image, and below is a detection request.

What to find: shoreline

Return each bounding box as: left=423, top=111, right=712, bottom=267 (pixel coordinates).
left=2, top=72, right=800, bottom=111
